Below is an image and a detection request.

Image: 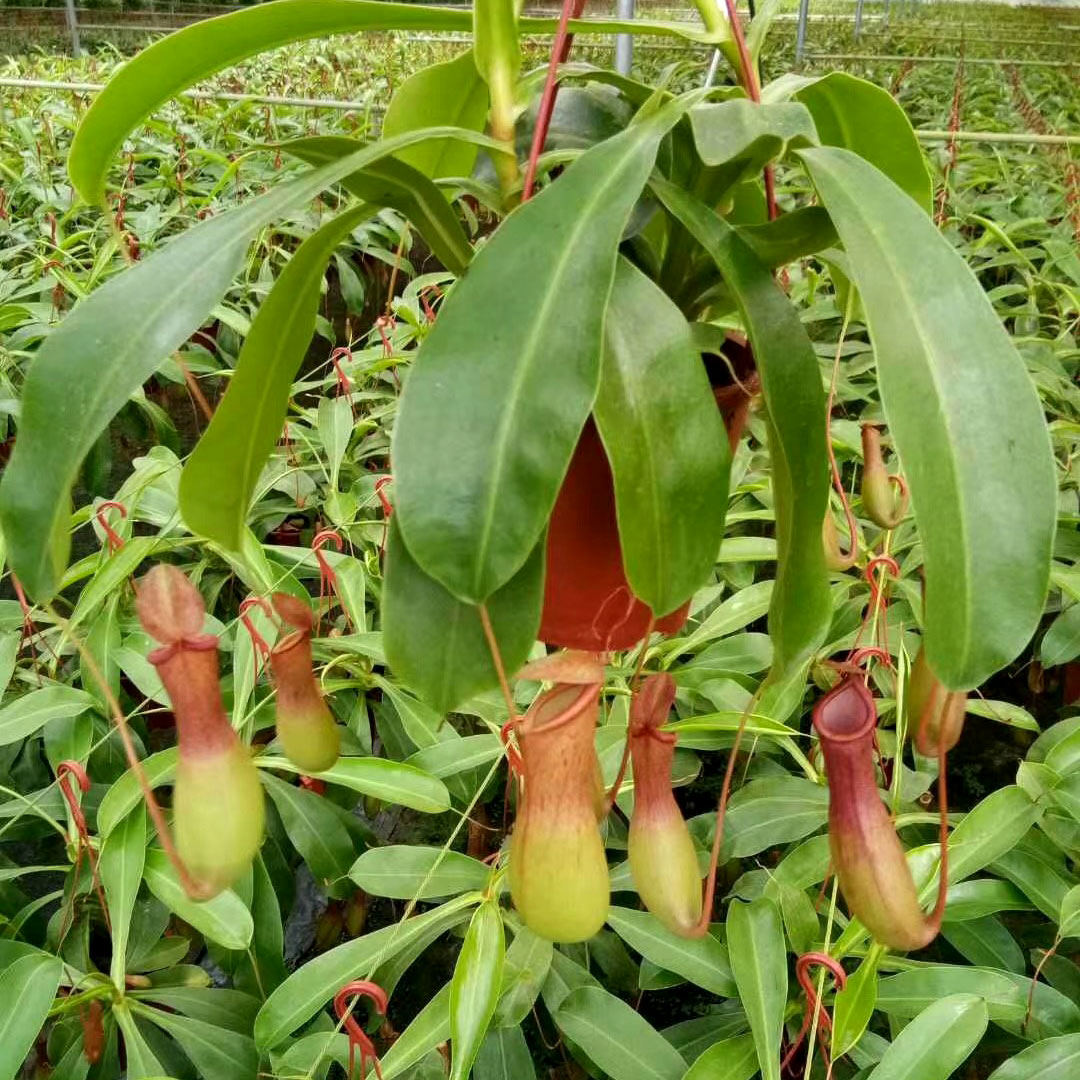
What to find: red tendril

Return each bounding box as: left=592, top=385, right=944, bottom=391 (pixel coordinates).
left=95, top=501, right=128, bottom=554
left=239, top=596, right=274, bottom=673
left=781, top=952, right=847, bottom=1074
left=374, top=476, right=393, bottom=558
left=334, top=980, right=388, bottom=1080
left=313, top=529, right=345, bottom=630
left=57, top=761, right=111, bottom=935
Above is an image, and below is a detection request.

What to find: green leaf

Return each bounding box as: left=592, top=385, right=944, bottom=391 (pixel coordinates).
left=260, top=772, right=356, bottom=892
left=256, top=753, right=450, bottom=813
left=383, top=519, right=544, bottom=715
left=986, top=1033, right=1080, bottom=1080
left=688, top=98, right=817, bottom=179
left=180, top=206, right=370, bottom=548
left=393, top=96, right=691, bottom=603
left=476, top=1025, right=535, bottom=1080
left=350, top=846, right=490, bottom=899
left=876, top=965, right=1080, bottom=1041
left=594, top=258, right=730, bottom=617
left=495, top=926, right=553, bottom=1027
left=766, top=72, right=933, bottom=214
left=2, top=126, right=493, bottom=601
left=382, top=982, right=453, bottom=1078
left=966, top=698, right=1040, bottom=734
left=726, top=899, right=786, bottom=1080
left=948, top=786, right=1040, bottom=883
left=717, top=777, right=829, bottom=858
left=799, top=146, right=1056, bottom=689
left=406, top=735, right=503, bottom=780
left=865, top=994, right=987, bottom=1080
left=100, top=805, right=147, bottom=987
left=130, top=1002, right=257, bottom=1080
left=255, top=895, right=477, bottom=1049
left=831, top=946, right=882, bottom=1057
left=1042, top=605, right=1080, bottom=668
left=652, top=180, right=830, bottom=680
left=281, top=137, right=474, bottom=274
left=142, top=848, right=253, bottom=951
left=0, top=686, right=94, bottom=747
left=450, top=901, right=504, bottom=1080
left=1060, top=884, right=1080, bottom=938
left=606, top=907, right=734, bottom=997
left=683, top=1034, right=758, bottom=1080
left=941, top=916, right=1026, bottom=974
left=991, top=847, right=1072, bottom=921
left=0, top=953, right=63, bottom=1080
left=943, top=879, right=1036, bottom=922
left=383, top=50, right=490, bottom=181
left=97, top=748, right=177, bottom=837
left=736, top=207, right=838, bottom=268
left=555, top=986, right=686, bottom=1080
left=113, top=1000, right=165, bottom=1080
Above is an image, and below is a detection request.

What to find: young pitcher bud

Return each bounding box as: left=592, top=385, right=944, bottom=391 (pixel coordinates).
left=509, top=683, right=609, bottom=942
left=861, top=425, right=909, bottom=530
left=907, top=645, right=967, bottom=756
left=627, top=674, right=703, bottom=936
left=813, top=677, right=936, bottom=951
left=823, top=511, right=857, bottom=572
left=137, top=565, right=264, bottom=897
left=270, top=593, right=340, bottom=773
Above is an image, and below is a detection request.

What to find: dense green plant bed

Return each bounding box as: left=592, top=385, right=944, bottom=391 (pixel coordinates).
left=0, top=2, right=1077, bottom=1079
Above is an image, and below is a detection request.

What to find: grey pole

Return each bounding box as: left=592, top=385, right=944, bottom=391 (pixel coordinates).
left=854, top=0, right=865, bottom=39
left=64, top=0, right=82, bottom=57
left=615, top=0, right=635, bottom=75
left=795, top=0, right=810, bottom=63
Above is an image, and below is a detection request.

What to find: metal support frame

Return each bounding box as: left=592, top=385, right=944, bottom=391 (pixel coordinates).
left=795, top=0, right=810, bottom=63
left=854, top=0, right=865, bottom=40
left=614, top=0, right=634, bottom=76
left=63, top=0, right=81, bottom=56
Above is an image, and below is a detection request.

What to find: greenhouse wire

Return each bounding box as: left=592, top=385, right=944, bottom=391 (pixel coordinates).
left=2, top=76, right=1077, bottom=146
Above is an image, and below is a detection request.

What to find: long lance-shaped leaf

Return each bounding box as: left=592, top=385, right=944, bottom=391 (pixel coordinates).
left=383, top=520, right=544, bottom=715
left=595, top=257, right=730, bottom=618
left=0, top=124, right=496, bottom=601
left=799, top=147, right=1056, bottom=689
left=279, top=137, right=473, bottom=274
left=652, top=178, right=830, bottom=679
left=68, top=0, right=720, bottom=206
left=394, top=96, right=695, bottom=604
left=180, top=204, right=373, bottom=548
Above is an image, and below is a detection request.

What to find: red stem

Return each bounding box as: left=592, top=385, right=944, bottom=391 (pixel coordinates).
left=521, top=0, right=587, bottom=201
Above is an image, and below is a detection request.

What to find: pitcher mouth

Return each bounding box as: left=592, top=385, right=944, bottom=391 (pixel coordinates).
left=520, top=682, right=600, bottom=738
left=812, top=677, right=877, bottom=744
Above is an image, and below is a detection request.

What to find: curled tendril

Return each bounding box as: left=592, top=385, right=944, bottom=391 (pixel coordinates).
left=57, top=761, right=111, bottom=936
left=313, top=529, right=345, bottom=630
left=334, top=980, right=388, bottom=1080
left=95, top=500, right=128, bottom=554
left=781, top=952, right=848, bottom=1074
left=238, top=596, right=275, bottom=671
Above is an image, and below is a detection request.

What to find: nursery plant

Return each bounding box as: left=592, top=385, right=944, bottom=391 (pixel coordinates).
left=0, top=1, right=1076, bottom=1079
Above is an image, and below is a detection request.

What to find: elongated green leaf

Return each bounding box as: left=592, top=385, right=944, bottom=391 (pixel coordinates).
left=594, top=258, right=730, bottom=617
left=944, top=879, right=1036, bottom=922
left=255, top=895, right=477, bottom=1049
left=130, top=1002, right=257, bottom=1080
left=948, top=786, right=1040, bottom=884
left=1042, top=605, right=1080, bottom=668
left=876, top=965, right=1080, bottom=1041
left=765, top=71, right=933, bottom=213
left=383, top=50, right=490, bottom=180
left=556, top=986, right=686, bottom=1080
left=180, top=204, right=371, bottom=547
left=260, top=772, right=356, bottom=891
left=2, top=126, right=494, bottom=601
left=495, top=926, right=553, bottom=1027
left=831, top=946, right=882, bottom=1057
left=606, top=907, right=734, bottom=997
left=350, top=846, right=489, bottom=899
left=714, top=777, right=829, bottom=859
left=986, top=1033, right=1080, bottom=1080
left=68, top=0, right=716, bottom=207
left=382, top=982, right=453, bottom=1078
left=689, top=98, right=817, bottom=179
left=407, top=734, right=503, bottom=779
left=281, top=138, right=473, bottom=273
left=100, top=805, right=147, bottom=987
left=941, top=916, right=1025, bottom=974
left=683, top=1034, right=758, bottom=1080
left=0, top=686, right=94, bottom=747
left=112, top=1001, right=165, bottom=1080
left=0, top=953, right=63, bottom=1080
left=383, top=520, right=544, bottom=715
left=736, top=207, right=838, bottom=268
left=652, top=180, right=830, bottom=680
left=97, top=748, right=177, bottom=837
left=450, top=901, right=504, bottom=1080
left=800, top=146, right=1056, bottom=689
left=256, top=753, right=450, bottom=813
left=476, top=1025, right=535, bottom=1080
left=394, top=96, right=692, bottom=603
left=866, top=994, right=987, bottom=1080
left=142, top=848, right=253, bottom=951
left=727, top=899, right=785, bottom=1080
